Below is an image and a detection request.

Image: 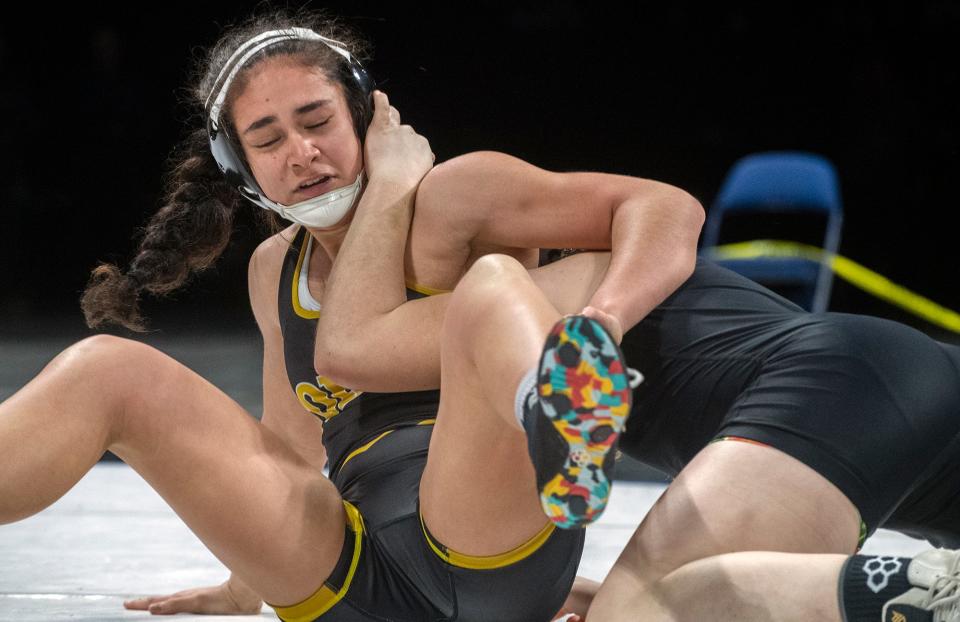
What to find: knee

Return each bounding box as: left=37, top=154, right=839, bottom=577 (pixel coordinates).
left=56, top=335, right=172, bottom=407
left=63, top=334, right=153, bottom=371
left=56, top=334, right=140, bottom=377
left=463, top=253, right=527, bottom=281
left=456, top=254, right=529, bottom=301
left=443, top=254, right=530, bottom=344
left=448, top=255, right=529, bottom=315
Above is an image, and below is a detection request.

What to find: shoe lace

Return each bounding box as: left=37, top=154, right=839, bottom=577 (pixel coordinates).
left=926, top=552, right=960, bottom=622
left=627, top=367, right=644, bottom=389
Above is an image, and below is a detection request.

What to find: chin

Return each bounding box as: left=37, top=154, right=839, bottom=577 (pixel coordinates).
left=308, top=208, right=357, bottom=233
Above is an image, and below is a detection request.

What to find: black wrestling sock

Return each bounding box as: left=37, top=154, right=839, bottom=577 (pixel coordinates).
left=839, top=555, right=931, bottom=622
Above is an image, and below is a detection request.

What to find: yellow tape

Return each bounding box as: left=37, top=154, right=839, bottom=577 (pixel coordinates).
left=706, top=240, right=960, bottom=334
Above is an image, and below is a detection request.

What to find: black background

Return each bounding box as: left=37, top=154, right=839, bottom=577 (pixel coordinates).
left=2, top=1, right=958, bottom=340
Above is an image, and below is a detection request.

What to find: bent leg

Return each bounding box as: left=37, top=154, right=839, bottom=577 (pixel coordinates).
left=420, top=254, right=561, bottom=554
left=587, top=440, right=861, bottom=620
left=0, top=335, right=344, bottom=606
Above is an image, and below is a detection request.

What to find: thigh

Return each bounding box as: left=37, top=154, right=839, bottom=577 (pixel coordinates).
left=418, top=256, right=560, bottom=557
left=418, top=340, right=551, bottom=558
left=605, top=440, right=860, bottom=589
left=96, top=337, right=346, bottom=606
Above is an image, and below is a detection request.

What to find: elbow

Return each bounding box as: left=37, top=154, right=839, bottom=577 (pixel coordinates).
left=648, top=187, right=703, bottom=287
left=681, top=190, right=706, bottom=236
left=314, top=332, right=365, bottom=389
left=677, top=190, right=705, bottom=278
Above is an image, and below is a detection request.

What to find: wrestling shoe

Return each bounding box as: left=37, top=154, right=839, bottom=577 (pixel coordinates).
left=882, top=549, right=960, bottom=622
left=523, top=315, right=638, bottom=529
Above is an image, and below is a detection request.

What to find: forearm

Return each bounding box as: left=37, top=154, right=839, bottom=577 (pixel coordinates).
left=313, top=176, right=446, bottom=393
left=422, top=154, right=704, bottom=332
left=315, top=179, right=415, bottom=372
left=314, top=90, right=437, bottom=388
left=587, top=189, right=704, bottom=332
left=323, top=178, right=415, bottom=316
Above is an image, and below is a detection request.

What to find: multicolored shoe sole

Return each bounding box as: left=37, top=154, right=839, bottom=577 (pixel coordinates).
left=536, top=315, right=632, bottom=529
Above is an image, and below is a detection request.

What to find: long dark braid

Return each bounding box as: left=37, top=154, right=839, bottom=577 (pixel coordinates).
left=80, top=128, right=253, bottom=331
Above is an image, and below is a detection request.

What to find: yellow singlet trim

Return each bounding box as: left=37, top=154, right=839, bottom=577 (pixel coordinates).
left=337, top=420, right=436, bottom=474
left=292, top=230, right=321, bottom=320
left=419, top=514, right=556, bottom=570
left=271, top=501, right=365, bottom=622
left=405, top=280, right=451, bottom=296
left=338, top=430, right=395, bottom=473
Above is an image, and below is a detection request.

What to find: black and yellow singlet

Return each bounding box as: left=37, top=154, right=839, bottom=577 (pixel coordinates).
left=272, top=227, right=584, bottom=622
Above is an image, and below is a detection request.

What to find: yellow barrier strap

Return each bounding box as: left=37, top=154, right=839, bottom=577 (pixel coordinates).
left=706, top=240, right=960, bottom=334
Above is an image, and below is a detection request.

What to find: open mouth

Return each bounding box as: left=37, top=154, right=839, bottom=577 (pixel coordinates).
left=299, top=176, right=331, bottom=190
left=295, top=176, right=335, bottom=198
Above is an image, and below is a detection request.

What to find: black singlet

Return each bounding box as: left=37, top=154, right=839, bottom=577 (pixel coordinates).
left=619, top=258, right=960, bottom=547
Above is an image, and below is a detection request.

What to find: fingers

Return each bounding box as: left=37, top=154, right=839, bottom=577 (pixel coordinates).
left=581, top=305, right=624, bottom=345
left=123, top=584, right=263, bottom=616
left=372, top=90, right=401, bottom=126
left=123, top=595, right=161, bottom=610
left=123, top=592, right=202, bottom=615
left=149, top=595, right=194, bottom=615
left=372, top=90, right=390, bottom=124
left=123, top=595, right=191, bottom=615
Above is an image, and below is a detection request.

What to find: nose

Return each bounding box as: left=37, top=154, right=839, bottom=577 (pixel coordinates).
left=286, top=132, right=320, bottom=172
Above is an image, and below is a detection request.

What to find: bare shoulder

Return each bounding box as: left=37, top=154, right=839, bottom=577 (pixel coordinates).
left=248, top=224, right=299, bottom=330
left=250, top=225, right=298, bottom=277
left=419, top=151, right=541, bottom=197
left=414, top=151, right=546, bottom=233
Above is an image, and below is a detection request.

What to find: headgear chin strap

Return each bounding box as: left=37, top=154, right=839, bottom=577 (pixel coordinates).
left=205, top=27, right=374, bottom=228
left=274, top=172, right=364, bottom=228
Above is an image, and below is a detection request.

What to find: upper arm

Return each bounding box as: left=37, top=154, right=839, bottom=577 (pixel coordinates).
left=414, top=151, right=701, bottom=251
left=248, top=230, right=327, bottom=472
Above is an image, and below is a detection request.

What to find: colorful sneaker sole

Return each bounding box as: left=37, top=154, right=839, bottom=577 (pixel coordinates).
left=536, top=315, right=632, bottom=529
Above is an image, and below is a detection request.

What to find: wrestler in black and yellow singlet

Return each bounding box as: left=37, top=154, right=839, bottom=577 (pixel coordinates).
left=272, top=227, right=584, bottom=622
left=618, top=258, right=960, bottom=549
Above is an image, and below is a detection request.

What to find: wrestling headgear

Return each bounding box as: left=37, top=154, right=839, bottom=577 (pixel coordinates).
left=205, top=28, right=374, bottom=228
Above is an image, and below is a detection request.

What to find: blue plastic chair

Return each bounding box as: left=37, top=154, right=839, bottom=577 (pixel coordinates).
left=701, top=151, right=843, bottom=312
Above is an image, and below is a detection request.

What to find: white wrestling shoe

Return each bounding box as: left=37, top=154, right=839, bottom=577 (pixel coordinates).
left=882, top=549, right=960, bottom=622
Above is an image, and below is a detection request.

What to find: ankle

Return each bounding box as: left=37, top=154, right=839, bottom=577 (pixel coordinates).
left=513, top=366, right=538, bottom=430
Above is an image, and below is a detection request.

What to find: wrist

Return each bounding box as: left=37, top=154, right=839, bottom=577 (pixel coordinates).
left=581, top=304, right=624, bottom=345
left=352, top=180, right=416, bottom=230
left=224, top=575, right=262, bottom=609
left=364, top=174, right=421, bottom=199
left=587, top=286, right=646, bottom=335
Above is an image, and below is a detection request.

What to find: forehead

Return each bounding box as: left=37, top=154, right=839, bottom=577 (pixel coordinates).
left=229, top=56, right=343, bottom=125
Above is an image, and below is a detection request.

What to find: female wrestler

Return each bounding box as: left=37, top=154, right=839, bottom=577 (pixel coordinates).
left=0, top=10, right=699, bottom=621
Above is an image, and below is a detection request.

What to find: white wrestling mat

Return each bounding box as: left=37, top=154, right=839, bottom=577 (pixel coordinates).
left=0, top=463, right=932, bottom=621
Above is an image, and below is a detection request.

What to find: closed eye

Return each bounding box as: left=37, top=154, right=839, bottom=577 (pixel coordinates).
left=250, top=117, right=330, bottom=149
left=252, top=137, right=279, bottom=149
